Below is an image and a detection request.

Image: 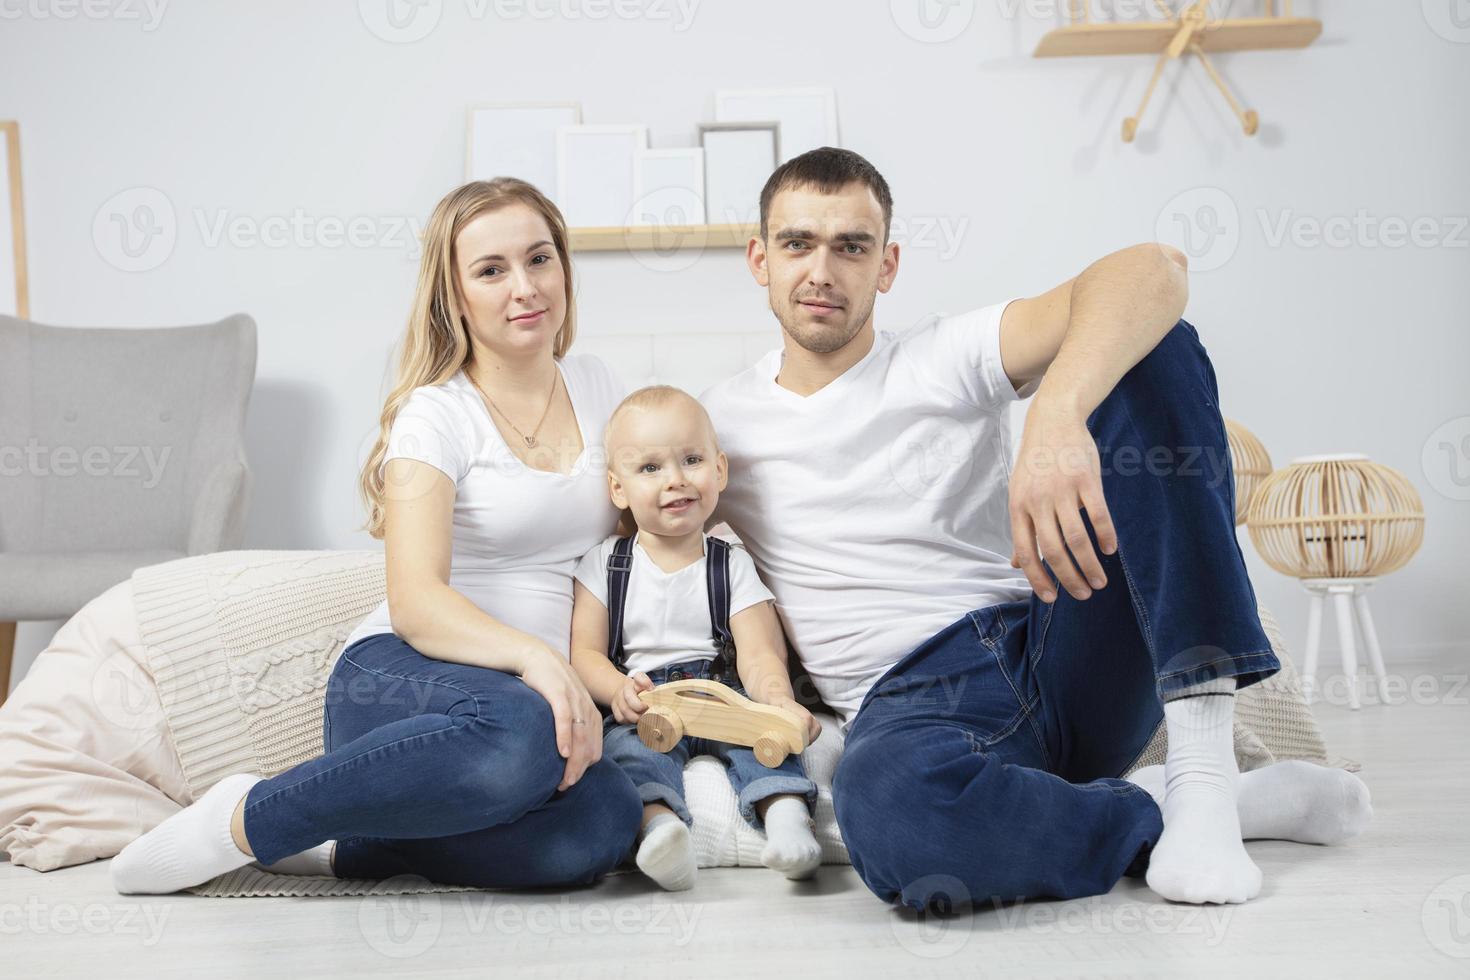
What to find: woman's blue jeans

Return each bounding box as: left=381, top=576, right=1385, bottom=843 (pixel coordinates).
left=238, top=633, right=643, bottom=888
left=832, top=319, right=1281, bottom=912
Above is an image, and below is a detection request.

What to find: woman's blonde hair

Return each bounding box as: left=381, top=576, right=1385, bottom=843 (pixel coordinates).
left=358, top=178, right=578, bottom=538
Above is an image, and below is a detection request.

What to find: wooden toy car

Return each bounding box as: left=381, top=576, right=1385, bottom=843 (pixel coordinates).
left=637, top=679, right=809, bottom=768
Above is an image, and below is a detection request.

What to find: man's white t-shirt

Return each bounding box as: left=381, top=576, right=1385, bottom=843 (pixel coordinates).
left=345, top=355, right=626, bottom=656
left=700, top=301, right=1038, bottom=728
left=573, top=532, right=775, bottom=675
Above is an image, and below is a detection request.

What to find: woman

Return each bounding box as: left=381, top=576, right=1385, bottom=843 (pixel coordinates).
left=111, top=179, right=643, bottom=893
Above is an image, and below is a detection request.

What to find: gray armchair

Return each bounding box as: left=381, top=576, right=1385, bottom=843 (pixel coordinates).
left=0, top=314, right=256, bottom=703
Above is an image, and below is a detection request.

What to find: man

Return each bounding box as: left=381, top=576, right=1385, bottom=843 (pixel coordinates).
left=701, top=148, right=1371, bottom=910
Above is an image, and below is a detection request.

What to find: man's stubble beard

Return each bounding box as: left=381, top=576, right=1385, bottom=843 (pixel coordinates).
left=771, top=288, right=878, bottom=355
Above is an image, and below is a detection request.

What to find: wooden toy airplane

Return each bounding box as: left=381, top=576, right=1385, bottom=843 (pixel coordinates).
left=637, top=679, right=810, bottom=768
left=1034, top=1, right=1322, bottom=142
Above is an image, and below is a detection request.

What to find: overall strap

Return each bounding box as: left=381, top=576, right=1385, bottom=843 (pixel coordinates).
left=705, top=536, right=736, bottom=678
left=605, top=535, right=636, bottom=671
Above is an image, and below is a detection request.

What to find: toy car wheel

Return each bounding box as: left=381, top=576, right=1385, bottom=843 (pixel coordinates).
left=753, top=731, right=788, bottom=768
left=638, top=706, right=684, bottom=753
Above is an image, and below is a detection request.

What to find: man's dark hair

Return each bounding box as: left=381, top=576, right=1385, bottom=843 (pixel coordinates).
left=758, top=147, right=894, bottom=242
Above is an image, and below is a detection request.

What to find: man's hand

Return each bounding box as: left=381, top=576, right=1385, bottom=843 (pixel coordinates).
left=611, top=670, right=654, bottom=725
left=1008, top=405, right=1118, bottom=603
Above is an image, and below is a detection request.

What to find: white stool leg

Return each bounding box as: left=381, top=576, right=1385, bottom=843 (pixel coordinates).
left=1354, top=590, right=1390, bottom=704
left=1302, top=590, right=1324, bottom=703
left=1332, top=590, right=1360, bottom=710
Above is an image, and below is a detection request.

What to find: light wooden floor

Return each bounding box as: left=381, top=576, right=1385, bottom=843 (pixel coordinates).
left=5, top=655, right=1468, bottom=979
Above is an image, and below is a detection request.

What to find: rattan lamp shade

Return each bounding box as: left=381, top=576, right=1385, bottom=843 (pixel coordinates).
left=1224, top=418, right=1272, bottom=526
left=1246, top=454, right=1424, bottom=579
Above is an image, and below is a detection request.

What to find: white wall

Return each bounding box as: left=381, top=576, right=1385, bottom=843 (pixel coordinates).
left=3, top=1, right=1468, bottom=683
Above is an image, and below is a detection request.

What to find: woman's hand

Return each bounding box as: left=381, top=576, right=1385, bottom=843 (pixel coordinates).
left=518, top=644, right=603, bottom=791
left=610, top=670, right=654, bottom=725
left=1008, top=405, right=1117, bottom=604
left=769, top=695, right=822, bottom=746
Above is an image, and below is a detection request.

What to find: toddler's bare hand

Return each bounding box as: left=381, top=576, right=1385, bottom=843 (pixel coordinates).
left=612, top=670, right=654, bottom=725
left=771, top=696, right=822, bottom=745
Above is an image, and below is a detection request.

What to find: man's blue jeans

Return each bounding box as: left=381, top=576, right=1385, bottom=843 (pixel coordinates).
left=238, top=632, right=643, bottom=888
left=602, top=658, right=818, bottom=829
left=832, top=319, right=1281, bottom=911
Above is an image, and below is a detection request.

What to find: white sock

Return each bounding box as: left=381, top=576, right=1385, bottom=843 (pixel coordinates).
left=111, top=773, right=261, bottom=895
left=1129, top=760, right=1372, bottom=845
left=255, top=840, right=337, bottom=877
left=760, top=797, right=821, bottom=881
left=636, top=813, right=697, bottom=891
left=1143, top=677, right=1262, bottom=905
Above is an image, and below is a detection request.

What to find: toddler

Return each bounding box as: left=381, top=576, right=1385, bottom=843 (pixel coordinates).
left=570, top=386, right=823, bottom=891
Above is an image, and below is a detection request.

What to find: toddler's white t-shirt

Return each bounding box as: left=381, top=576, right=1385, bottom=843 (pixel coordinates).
left=700, top=301, right=1038, bottom=728
left=573, top=533, right=775, bottom=675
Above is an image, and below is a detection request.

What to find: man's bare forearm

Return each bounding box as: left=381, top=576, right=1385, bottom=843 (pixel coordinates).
left=1031, top=244, right=1189, bottom=421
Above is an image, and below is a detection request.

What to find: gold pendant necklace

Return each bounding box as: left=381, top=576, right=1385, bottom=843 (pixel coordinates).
left=467, top=366, right=560, bottom=449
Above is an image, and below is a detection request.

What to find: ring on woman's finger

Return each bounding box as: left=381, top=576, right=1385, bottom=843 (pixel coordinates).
left=572, top=718, right=586, bottom=725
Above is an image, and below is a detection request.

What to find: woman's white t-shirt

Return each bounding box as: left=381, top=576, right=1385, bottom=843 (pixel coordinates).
left=572, top=532, right=775, bottom=675
left=344, top=354, right=626, bottom=656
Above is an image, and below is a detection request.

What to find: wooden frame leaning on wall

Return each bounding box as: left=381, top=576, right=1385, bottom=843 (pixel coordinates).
left=1, top=121, right=28, bottom=318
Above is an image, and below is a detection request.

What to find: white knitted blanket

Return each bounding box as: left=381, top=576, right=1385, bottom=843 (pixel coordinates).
left=130, top=549, right=1330, bottom=899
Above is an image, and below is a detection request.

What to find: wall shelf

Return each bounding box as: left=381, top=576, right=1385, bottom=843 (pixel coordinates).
left=1035, top=15, right=1321, bottom=57
left=569, top=223, right=756, bottom=253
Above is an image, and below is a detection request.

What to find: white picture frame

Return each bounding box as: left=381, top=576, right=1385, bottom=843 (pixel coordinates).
left=0, top=121, right=25, bottom=318
left=465, top=102, right=581, bottom=196
left=556, top=124, right=649, bottom=228
left=700, top=123, right=778, bottom=228
left=714, top=88, right=839, bottom=163
left=632, top=148, right=706, bottom=227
